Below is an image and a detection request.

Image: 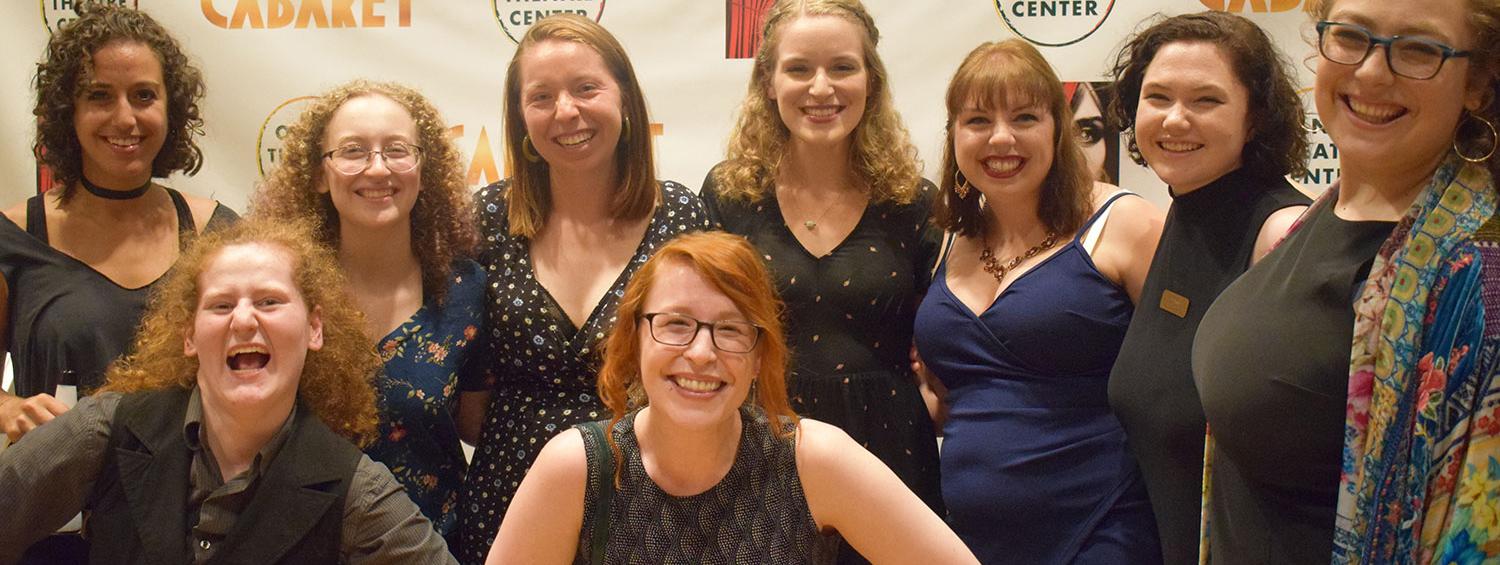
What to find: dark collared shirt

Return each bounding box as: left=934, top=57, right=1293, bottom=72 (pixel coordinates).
left=0, top=390, right=456, bottom=565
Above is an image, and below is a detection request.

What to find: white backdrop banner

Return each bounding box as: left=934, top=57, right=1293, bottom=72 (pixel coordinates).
left=0, top=0, right=1336, bottom=210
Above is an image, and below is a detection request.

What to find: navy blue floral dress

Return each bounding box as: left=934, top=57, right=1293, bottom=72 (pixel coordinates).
left=457, top=181, right=708, bottom=563
left=364, top=259, right=485, bottom=540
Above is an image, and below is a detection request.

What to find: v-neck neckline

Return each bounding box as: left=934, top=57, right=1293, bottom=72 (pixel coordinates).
left=768, top=191, right=872, bottom=261
left=524, top=204, right=660, bottom=341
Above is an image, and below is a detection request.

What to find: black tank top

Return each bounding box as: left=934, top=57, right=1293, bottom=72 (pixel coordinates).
left=576, top=407, right=839, bottom=564
left=0, top=189, right=236, bottom=396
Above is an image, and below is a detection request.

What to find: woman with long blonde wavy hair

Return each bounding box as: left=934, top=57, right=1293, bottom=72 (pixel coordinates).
left=699, top=4, right=941, bottom=561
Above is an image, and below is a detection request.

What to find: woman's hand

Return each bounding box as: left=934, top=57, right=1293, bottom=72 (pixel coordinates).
left=910, top=343, right=948, bottom=429
left=0, top=392, right=70, bottom=443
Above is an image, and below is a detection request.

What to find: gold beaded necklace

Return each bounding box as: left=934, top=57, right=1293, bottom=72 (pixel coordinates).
left=979, top=232, right=1060, bottom=283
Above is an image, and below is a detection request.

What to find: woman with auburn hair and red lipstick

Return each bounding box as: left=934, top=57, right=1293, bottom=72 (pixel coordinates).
left=912, top=39, right=1163, bottom=564
left=1192, top=0, right=1500, bottom=561
left=488, top=232, right=976, bottom=565
left=701, top=5, right=943, bottom=561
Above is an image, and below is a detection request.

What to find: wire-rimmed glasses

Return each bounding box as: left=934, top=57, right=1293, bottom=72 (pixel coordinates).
left=322, top=143, right=424, bottom=175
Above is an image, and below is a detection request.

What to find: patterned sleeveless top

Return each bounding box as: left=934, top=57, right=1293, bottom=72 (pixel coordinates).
left=575, top=407, right=839, bottom=565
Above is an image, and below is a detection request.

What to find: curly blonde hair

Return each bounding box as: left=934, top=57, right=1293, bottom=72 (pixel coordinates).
left=253, top=80, right=476, bottom=305
left=713, top=0, right=922, bottom=205
left=102, top=219, right=381, bottom=445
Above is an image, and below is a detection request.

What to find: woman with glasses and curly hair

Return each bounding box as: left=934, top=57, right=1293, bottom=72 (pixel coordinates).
left=1192, top=0, right=1500, bottom=561
left=254, top=79, right=481, bottom=550
left=701, top=6, right=943, bottom=560
left=0, top=5, right=236, bottom=560
left=488, top=232, right=975, bottom=565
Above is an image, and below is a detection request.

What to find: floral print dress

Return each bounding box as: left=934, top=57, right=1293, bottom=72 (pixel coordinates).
left=364, top=259, right=486, bottom=540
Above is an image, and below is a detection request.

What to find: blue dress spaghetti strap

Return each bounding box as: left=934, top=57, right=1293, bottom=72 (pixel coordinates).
left=913, top=193, right=1161, bottom=564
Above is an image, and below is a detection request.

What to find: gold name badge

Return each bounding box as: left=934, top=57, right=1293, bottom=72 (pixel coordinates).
left=1160, top=289, right=1190, bottom=318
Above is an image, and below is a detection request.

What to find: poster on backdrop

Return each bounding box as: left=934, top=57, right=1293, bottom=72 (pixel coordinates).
left=0, top=0, right=1335, bottom=211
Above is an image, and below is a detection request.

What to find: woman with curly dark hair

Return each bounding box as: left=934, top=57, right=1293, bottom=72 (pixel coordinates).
left=0, top=5, right=235, bottom=559
left=253, top=79, right=481, bottom=548
left=700, top=5, right=943, bottom=560
left=1101, top=11, right=1312, bottom=563
left=0, top=219, right=456, bottom=564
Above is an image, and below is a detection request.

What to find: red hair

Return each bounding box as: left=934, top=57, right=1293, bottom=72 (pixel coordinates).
left=596, top=232, right=796, bottom=480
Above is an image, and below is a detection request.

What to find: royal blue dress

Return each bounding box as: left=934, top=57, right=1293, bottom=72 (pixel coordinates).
left=913, top=194, right=1161, bottom=564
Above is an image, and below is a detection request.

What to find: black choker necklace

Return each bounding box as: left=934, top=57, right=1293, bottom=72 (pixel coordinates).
left=80, top=176, right=152, bottom=200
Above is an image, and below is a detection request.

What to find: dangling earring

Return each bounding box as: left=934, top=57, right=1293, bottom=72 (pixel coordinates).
left=521, top=135, right=542, bottom=164
left=1455, top=112, right=1498, bottom=163
left=953, top=170, right=971, bottom=199
left=620, top=116, right=631, bottom=142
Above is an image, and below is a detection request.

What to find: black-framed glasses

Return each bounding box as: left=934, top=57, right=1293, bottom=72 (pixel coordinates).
left=642, top=312, right=762, bottom=353
left=321, top=143, right=423, bottom=175
left=1316, top=21, right=1471, bottom=80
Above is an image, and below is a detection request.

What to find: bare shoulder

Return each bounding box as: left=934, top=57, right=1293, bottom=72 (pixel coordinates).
left=794, top=418, right=859, bottom=468
left=535, top=427, right=589, bottom=478
left=1100, top=193, right=1164, bottom=244
left=1252, top=205, right=1308, bottom=264
left=180, top=192, right=223, bottom=234
left=2, top=199, right=31, bottom=227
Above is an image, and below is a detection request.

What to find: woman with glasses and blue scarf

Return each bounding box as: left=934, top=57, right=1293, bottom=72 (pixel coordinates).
left=253, top=79, right=482, bottom=555
left=1192, top=0, right=1500, bottom=562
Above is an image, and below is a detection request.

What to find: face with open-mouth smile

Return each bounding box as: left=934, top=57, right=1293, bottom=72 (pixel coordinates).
left=187, top=243, right=323, bottom=417
left=73, top=40, right=167, bottom=191
left=637, top=259, right=760, bottom=430
left=767, top=14, right=869, bottom=151
left=318, top=94, right=423, bottom=233
left=1135, top=41, right=1250, bottom=194
left=518, top=39, right=624, bottom=175
left=1315, top=0, right=1484, bottom=181
left=953, top=94, right=1056, bottom=200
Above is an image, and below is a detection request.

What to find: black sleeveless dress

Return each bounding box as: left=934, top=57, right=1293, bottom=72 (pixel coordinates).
left=575, top=407, right=840, bottom=565
left=0, top=189, right=237, bottom=397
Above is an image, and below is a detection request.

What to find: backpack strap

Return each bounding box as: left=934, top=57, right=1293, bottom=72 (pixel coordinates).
left=579, top=420, right=615, bottom=565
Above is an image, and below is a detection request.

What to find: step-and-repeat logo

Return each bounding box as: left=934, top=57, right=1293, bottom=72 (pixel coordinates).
left=994, top=0, right=1115, bottom=47
left=726, top=0, right=773, bottom=59
left=1200, top=0, right=1302, bottom=12
left=41, top=0, right=137, bottom=34
left=256, top=96, right=315, bottom=177
left=201, top=0, right=412, bottom=29
left=493, top=0, right=606, bottom=43
left=1296, top=86, right=1339, bottom=192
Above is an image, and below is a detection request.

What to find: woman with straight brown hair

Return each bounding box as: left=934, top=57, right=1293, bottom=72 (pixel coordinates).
left=456, top=13, right=708, bottom=563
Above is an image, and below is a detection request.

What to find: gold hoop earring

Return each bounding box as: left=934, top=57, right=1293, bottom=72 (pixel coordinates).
left=953, top=170, right=971, bottom=199
left=1455, top=112, right=1498, bottom=163
left=521, top=135, right=542, bottom=164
